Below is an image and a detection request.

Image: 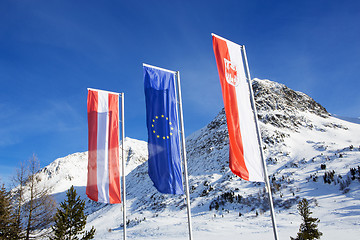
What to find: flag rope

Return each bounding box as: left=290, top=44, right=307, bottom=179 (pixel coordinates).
left=121, top=93, right=127, bottom=240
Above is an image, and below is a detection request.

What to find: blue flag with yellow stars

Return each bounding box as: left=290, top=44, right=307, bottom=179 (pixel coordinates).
left=143, top=64, right=184, bottom=194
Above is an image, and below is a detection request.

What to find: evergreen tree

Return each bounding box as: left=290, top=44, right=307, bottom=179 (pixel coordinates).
left=291, top=198, right=322, bottom=240
left=51, top=186, right=95, bottom=240
left=0, top=184, right=18, bottom=239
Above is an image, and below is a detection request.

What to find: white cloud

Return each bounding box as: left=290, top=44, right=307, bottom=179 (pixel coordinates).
left=0, top=100, right=85, bottom=147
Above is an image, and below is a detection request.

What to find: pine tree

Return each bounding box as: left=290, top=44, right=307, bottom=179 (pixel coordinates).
left=0, top=184, right=18, bottom=239
left=291, top=198, right=322, bottom=240
left=50, top=186, right=95, bottom=240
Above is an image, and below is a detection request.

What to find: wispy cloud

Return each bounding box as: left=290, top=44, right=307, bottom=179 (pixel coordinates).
left=0, top=100, right=85, bottom=147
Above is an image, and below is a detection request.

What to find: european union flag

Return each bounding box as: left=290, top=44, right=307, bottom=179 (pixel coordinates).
left=143, top=64, right=184, bottom=194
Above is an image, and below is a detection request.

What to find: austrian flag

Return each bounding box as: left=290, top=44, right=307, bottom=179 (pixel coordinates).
left=87, top=88, right=121, bottom=204
left=212, top=34, right=265, bottom=182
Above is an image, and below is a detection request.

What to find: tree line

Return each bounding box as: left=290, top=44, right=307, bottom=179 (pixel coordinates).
left=0, top=155, right=95, bottom=239
left=2, top=155, right=324, bottom=239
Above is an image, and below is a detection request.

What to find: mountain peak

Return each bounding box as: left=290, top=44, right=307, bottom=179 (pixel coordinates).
left=253, top=78, right=329, bottom=129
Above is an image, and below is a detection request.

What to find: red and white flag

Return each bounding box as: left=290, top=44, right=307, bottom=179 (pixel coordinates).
left=87, top=88, right=121, bottom=203
left=212, top=34, right=264, bottom=182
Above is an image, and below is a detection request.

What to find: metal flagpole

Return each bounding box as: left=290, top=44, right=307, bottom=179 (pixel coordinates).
left=175, top=71, right=194, bottom=240
left=241, top=46, right=279, bottom=240
left=121, top=93, right=127, bottom=240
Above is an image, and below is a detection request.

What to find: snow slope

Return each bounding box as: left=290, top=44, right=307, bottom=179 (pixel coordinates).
left=36, top=137, right=148, bottom=205
left=34, top=79, right=360, bottom=239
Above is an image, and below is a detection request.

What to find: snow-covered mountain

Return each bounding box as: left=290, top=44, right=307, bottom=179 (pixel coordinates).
left=36, top=137, right=148, bottom=205
left=35, top=79, right=360, bottom=239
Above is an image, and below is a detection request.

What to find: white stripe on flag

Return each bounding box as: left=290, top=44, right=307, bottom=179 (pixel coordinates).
left=97, top=91, right=110, bottom=203
left=227, top=41, right=263, bottom=182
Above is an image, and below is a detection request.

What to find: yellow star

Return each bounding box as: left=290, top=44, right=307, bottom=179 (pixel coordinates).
left=152, top=124, right=154, bottom=128
left=157, top=135, right=160, bottom=138
left=166, top=117, right=168, bottom=120
left=152, top=119, right=155, bottom=122
left=155, top=116, right=158, bottom=119
left=170, top=132, right=173, bottom=135
left=161, top=115, right=164, bottom=118
left=169, top=122, right=172, bottom=125
left=167, top=136, right=169, bottom=139
left=153, top=130, right=155, bottom=134
left=163, top=136, right=165, bottom=139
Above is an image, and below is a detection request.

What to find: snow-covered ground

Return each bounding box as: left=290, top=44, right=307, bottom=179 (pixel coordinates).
left=33, top=79, right=360, bottom=239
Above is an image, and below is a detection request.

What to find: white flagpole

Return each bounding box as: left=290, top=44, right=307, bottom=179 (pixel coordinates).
left=121, top=93, right=127, bottom=240
left=241, top=46, right=279, bottom=240
left=175, top=71, right=194, bottom=240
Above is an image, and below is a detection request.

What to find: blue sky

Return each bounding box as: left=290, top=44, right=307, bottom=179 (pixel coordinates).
left=1, top=0, right=359, bottom=185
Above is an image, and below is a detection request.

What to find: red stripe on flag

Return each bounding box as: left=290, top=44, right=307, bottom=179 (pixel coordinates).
left=212, top=35, right=249, bottom=180
left=87, top=90, right=99, bottom=201
left=108, top=93, right=121, bottom=204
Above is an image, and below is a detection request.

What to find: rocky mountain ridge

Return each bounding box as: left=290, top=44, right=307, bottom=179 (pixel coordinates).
left=28, top=78, right=360, bottom=239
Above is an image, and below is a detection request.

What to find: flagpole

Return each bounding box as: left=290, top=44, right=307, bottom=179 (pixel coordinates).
left=121, top=93, right=127, bottom=240
left=175, top=71, right=194, bottom=240
left=241, top=46, right=279, bottom=240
